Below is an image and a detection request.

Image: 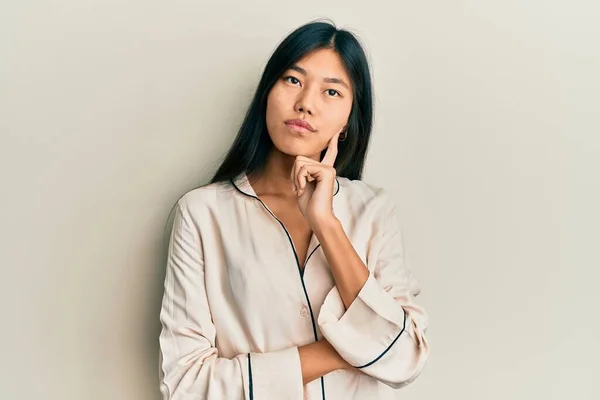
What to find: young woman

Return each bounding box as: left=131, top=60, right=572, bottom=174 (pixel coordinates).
left=158, top=20, right=429, bottom=400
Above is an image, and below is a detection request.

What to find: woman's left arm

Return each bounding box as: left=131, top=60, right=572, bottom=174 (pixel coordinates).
left=314, top=189, right=430, bottom=389
left=291, top=135, right=429, bottom=389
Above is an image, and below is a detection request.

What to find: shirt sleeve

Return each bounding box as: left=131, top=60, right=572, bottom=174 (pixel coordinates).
left=317, top=189, right=430, bottom=389
left=159, top=198, right=304, bottom=400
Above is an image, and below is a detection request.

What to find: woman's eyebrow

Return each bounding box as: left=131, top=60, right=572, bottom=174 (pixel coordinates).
left=289, top=65, right=350, bottom=90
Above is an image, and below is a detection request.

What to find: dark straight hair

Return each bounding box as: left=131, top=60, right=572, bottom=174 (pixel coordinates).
left=164, top=19, right=374, bottom=241
left=209, top=19, right=374, bottom=185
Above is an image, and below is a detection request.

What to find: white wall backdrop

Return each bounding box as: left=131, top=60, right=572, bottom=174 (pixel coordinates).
left=1, top=1, right=598, bottom=399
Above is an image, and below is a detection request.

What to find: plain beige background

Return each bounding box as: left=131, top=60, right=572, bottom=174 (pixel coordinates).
left=1, top=1, right=599, bottom=399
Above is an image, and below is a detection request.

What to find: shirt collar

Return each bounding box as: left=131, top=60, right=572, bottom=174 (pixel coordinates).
left=232, top=172, right=340, bottom=198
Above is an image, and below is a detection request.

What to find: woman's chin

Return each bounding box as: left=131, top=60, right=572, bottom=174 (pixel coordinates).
left=274, top=142, right=316, bottom=158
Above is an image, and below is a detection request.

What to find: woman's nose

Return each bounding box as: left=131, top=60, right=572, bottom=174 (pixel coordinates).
left=294, top=91, right=315, bottom=115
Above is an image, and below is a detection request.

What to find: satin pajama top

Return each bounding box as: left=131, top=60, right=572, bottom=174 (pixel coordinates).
left=158, top=172, right=430, bottom=399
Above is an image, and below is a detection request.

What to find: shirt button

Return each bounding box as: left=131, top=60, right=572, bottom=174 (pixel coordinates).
left=300, top=307, right=308, bottom=317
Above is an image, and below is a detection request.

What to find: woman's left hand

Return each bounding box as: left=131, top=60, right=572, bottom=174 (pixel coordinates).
left=290, top=131, right=340, bottom=228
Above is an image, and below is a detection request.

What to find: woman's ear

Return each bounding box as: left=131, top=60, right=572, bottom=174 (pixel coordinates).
left=338, top=123, right=349, bottom=141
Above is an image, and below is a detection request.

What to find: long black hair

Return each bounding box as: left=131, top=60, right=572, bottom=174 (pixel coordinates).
left=164, top=19, right=374, bottom=243
left=209, top=19, right=374, bottom=185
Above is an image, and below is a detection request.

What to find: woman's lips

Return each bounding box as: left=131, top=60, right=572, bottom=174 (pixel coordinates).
left=285, top=122, right=314, bottom=134
left=284, top=119, right=315, bottom=132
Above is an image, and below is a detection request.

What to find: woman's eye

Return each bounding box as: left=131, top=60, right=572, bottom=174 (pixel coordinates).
left=284, top=76, right=300, bottom=85
left=326, top=89, right=340, bottom=97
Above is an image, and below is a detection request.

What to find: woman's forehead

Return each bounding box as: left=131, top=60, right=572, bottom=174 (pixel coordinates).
left=290, top=49, right=351, bottom=86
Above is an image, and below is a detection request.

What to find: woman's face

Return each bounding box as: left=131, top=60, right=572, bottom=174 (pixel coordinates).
left=265, top=48, right=354, bottom=159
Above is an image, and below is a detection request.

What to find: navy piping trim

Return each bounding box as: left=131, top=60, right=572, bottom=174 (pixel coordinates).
left=248, top=353, right=254, bottom=400
left=355, top=308, right=408, bottom=369
left=232, top=180, right=326, bottom=400
left=231, top=180, right=248, bottom=196
left=231, top=175, right=340, bottom=198
left=301, top=244, right=321, bottom=278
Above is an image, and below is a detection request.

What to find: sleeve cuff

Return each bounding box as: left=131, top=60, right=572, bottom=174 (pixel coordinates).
left=249, top=346, right=304, bottom=400
left=317, top=273, right=409, bottom=367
